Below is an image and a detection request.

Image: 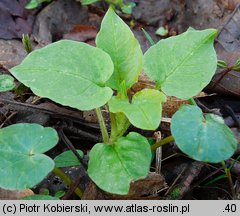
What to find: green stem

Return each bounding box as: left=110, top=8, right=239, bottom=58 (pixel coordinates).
left=95, top=107, right=109, bottom=143
left=188, top=98, right=197, bottom=106
left=221, top=161, right=235, bottom=198
left=110, top=112, right=131, bottom=143
left=151, top=135, right=174, bottom=151
left=52, top=167, right=83, bottom=199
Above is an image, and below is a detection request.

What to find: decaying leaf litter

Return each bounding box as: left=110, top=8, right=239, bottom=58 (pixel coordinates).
left=0, top=0, right=239, bottom=200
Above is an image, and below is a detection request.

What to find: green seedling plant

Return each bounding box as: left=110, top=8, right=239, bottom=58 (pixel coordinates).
left=0, top=75, right=15, bottom=92
left=25, top=0, right=52, bottom=9
left=26, top=0, right=136, bottom=14
left=5, top=7, right=237, bottom=195
left=82, top=0, right=136, bottom=14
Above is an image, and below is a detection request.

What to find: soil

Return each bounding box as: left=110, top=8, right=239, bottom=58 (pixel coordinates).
left=0, top=0, right=239, bottom=200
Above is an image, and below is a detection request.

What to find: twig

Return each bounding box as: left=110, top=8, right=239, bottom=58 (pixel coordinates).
left=165, top=166, right=187, bottom=196
left=168, top=161, right=205, bottom=199
left=192, top=166, right=224, bottom=188
left=222, top=104, right=240, bottom=128
left=62, top=124, right=100, bottom=143
left=58, top=128, right=88, bottom=170
left=0, top=98, right=99, bottom=129
left=0, top=111, right=17, bottom=128
left=211, top=68, right=232, bottom=89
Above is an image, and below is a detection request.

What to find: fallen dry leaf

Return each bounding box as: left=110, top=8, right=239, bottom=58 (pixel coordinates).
left=83, top=172, right=167, bottom=200
left=0, top=0, right=34, bottom=39
left=0, top=188, right=34, bottom=200
left=63, top=25, right=97, bottom=43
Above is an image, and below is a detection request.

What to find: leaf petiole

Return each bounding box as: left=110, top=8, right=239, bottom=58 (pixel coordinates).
left=95, top=107, right=109, bottom=143
left=52, top=167, right=83, bottom=199
left=151, top=135, right=175, bottom=151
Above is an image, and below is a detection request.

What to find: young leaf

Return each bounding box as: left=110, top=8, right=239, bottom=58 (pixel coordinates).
left=10, top=40, right=113, bottom=110
left=54, top=150, right=84, bottom=167
left=0, top=75, right=15, bottom=92
left=96, top=8, right=143, bottom=91
left=121, top=2, right=136, bottom=14
left=171, top=105, right=237, bottom=163
left=88, top=132, right=152, bottom=194
left=144, top=29, right=217, bottom=99
left=0, top=123, right=58, bottom=190
left=108, top=89, right=166, bottom=130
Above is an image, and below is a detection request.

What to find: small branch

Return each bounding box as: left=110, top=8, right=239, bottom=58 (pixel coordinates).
left=211, top=67, right=232, bottom=89
left=165, top=166, right=187, bottom=196
left=0, top=111, right=17, bottom=128
left=167, top=161, right=205, bottom=199
left=0, top=98, right=99, bottom=129
left=58, top=128, right=88, bottom=169
left=222, top=104, right=240, bottom=128
left=52, top=167, right=83, bottom=199
left=95, top=107, right=109, bottom=143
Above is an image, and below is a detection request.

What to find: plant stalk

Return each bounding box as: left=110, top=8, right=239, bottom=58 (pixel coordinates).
left=151, top=135, right=174, bottom=151
left=188, top=98, right=197, bottom=106
left=52, top=167, right=83, bottom=199
left=95, top=107, right=109, bottom=143
left=221, top=161, right=235, bottom=198
left=109, top=112, right=131, bottom=143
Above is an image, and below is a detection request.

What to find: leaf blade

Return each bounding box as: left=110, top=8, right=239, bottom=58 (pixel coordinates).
left=54, top=150, right=84, bottom=167
left=88, top=132, right=151, bottom=194
left=171, top=105, right=237, bottom=163
left=109, top=89, right=166, bottom=130
left=144, top=29, right=217, bottom=99
left=0, top=123, right=58, bottom=190
left=10, top=40, right=114, bottom=110
left=96, top=8, right=143, bottom=91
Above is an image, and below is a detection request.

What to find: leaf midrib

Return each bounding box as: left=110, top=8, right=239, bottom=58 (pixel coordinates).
left=163, top=31, right=215, bottom=85
left=112, top=145, right=134, bottom=180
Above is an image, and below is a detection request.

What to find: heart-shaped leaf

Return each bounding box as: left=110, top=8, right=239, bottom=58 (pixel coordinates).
left=0, top=123, right=58, bottom=190
left=10, top=40, right=113, bottom=110
left=144, top=28, right=217, bottom=99
left=88, top=132, right=152, bottom=194
left=108, top=89, right=166, bottom=130
left=0, top=75, right=15, bottom=92
left=54, top=150, right=83, bottom=167
left=96, top=8, right=143, bottom=91
left=171, top=105, right=237, bottom=163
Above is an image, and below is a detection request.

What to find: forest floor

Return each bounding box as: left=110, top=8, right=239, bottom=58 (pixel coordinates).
left=0, top=0, right=240, bottom=200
